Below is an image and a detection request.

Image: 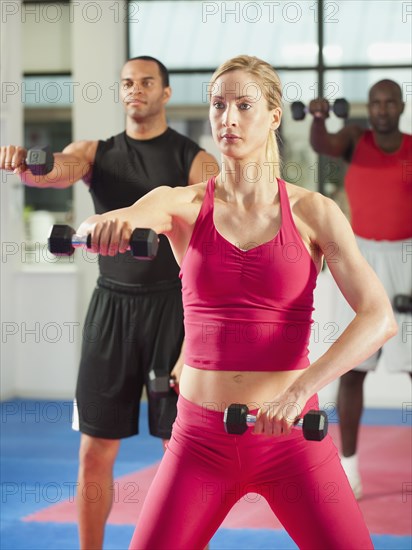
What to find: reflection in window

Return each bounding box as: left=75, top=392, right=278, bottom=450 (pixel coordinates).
left=127, top=0, right=411, bottom=196
left=324, top=0, right=411, bottom=66
left=128, top=0, right=318, bottom=72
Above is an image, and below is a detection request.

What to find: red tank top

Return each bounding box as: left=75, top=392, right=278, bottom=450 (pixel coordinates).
left=179, top=177, right=318, bottom=372
left=345, top=131, right=412, bottom=240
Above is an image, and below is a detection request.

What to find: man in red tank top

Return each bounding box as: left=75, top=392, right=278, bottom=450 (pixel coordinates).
left=309, top=80, right=411, bottom=499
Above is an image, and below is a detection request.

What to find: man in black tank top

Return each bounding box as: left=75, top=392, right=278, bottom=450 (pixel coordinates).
left=1, top=56, right=218, bottom=549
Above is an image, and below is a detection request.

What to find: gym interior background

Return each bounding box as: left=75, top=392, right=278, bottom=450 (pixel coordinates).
left=1, top=0, right=411, bottom=406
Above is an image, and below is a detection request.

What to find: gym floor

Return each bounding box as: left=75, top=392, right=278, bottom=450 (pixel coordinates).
left=1, top=400, right=411, bottom=550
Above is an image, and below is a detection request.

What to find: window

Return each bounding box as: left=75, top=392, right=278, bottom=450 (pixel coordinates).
left=128, top=0, right=412, bottom=194
left=22, top=2, right=73, bottom=236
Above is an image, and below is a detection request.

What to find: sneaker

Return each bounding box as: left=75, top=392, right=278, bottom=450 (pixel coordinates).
left=340, top=454, right=363, bottom=500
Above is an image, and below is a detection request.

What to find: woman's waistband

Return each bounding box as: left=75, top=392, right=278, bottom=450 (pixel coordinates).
left=176, top=393, right=319, bottom=430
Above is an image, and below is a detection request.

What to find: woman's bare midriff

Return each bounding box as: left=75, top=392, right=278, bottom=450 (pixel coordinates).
left=179, top=364, right=306, bottom=412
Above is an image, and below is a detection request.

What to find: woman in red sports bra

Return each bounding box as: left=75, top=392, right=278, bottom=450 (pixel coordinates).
left=77, top=55, right=396, bottom=550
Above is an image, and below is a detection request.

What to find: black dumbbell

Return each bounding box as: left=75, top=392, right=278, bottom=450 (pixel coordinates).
left=148, top=370, right=177, bottom=398
left=393, top=294, right=412, bottom=314
left=291, top=98, right=349, bottom=121
left=48, top=224, right=159, bottom=260
left=224, top=403, right=328, bottom=441
left=26, top=145, right=54, bottom=176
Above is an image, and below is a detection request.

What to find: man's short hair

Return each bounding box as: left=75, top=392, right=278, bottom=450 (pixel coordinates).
left=127, top=56, right=170, bottom=88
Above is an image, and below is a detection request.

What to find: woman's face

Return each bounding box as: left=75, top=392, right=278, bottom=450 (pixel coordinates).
left=209, top=69, right=281, bottom=161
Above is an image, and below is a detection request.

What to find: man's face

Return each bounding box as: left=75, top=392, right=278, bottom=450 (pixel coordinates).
left=120, top=59, right=171, bottom=121
left=368, top=82, right=404, bottom=134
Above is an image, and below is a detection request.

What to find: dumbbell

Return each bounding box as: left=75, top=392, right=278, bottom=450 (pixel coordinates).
left=291, top=98, right=349, bottom=121
left=148, top=370, right=177, bottom=398
left=393, top=294, right=412, bottom=314
left=48, top=224, right=159, bottom=260
left=26, top=145, right=54, bottom=176
left=224, top=403, right=328, bottom=441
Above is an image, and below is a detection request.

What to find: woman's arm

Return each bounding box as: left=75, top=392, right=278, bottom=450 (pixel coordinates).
left=297, top=194, right=396, bottom=394
left=254, top=193, right=397, bottom=436
left=76, top=184, right=201, bottom=259
left=76, top=186, right=173, bottom=253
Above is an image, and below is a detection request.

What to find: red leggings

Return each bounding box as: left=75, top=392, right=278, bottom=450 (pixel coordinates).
left=129, top=395, right=373, bottom=550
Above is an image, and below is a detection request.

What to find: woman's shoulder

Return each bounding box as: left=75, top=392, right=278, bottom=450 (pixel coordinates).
left=284, top=180, right=344, bottom=231
left=284, top=180, right=332, bottom=210
left=147, top=180, right=208, bottom=202
left=169, top=180, right=209, bottom=205
left=158, top=180, right=209, bottom=230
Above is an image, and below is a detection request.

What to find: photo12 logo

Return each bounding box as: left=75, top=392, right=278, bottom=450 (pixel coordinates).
left=201, top=2, right=340, bottom=24
left=1, top=1, right=140, bottom=24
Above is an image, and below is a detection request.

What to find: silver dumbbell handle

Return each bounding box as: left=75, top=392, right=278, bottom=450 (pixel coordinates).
left=71, top=234, right=137, bottom=251
left=245, top=413, right=303, bottom=427
left=71, top=234, right=134, bottom=251
left=71, top=234, right=90, bottom=248
left=69, top=231, right=154, bottom=258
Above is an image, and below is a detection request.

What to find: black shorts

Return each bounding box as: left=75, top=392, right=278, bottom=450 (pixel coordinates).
left=74, top=277, right=183, bottom=439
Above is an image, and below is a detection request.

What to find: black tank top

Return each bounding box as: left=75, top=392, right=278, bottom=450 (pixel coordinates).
left=89, top=129, right=202, bottom=284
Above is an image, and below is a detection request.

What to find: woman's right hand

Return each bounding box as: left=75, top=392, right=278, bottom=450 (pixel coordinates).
left=78, top=218, right=133, bottom=256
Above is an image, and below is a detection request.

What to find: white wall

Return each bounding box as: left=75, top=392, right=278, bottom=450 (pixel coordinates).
left=22, top=3, right=71, bottom=73
left=13, top=265, right=78, bottom=398
left=1, top=0, right=126, bottom=400
left=71, top=0, right=127, bottom=377
left=1, top=0, right=24, bottom=399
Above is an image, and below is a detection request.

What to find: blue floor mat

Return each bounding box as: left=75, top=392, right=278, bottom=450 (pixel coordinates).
left=1, top=400, right=411, bottom=550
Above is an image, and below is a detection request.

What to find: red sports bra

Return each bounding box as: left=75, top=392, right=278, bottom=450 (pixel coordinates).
left=179, top=177, right=318, bottom=371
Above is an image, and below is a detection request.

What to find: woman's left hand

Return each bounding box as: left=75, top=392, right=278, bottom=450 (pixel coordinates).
left=252, top=394, right=306, bottom=437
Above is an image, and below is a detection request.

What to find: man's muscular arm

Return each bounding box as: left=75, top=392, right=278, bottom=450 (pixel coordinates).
left=308, top=98, right=363, bottom=160
left=188, top=151, right=219, bottom=185
left=0, top=140, right=98, bottom=188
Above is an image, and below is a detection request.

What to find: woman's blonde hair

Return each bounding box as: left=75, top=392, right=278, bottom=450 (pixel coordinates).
left=210, top=55, right=283, bottom=177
